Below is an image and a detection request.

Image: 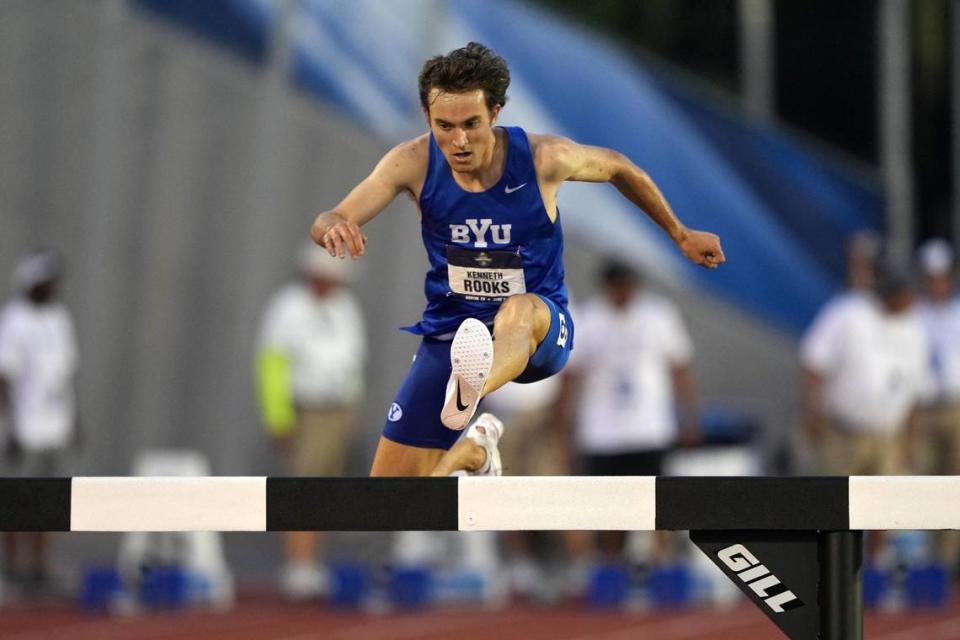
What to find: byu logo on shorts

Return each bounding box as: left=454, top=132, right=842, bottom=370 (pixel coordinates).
left=556, top=313, right=569, bottom=348
left=387, top=403, right=403, bottom=422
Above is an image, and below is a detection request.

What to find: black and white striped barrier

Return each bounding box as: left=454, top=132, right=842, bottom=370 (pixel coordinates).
left=3, top=476, right=956, bottom=532
left=3, top=475, right=959, bottom=640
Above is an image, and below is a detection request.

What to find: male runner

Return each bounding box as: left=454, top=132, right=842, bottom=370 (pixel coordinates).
left=311, top=42, right=724, bottom=478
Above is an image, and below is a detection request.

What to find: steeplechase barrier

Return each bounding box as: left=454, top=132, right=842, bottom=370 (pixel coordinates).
left=2, top=475, right=958, bottom=639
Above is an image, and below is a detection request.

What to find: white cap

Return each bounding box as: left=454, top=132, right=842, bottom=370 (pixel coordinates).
left=298, top=242, right=353, bottom=282
left=918, top=238, right=954, bottom=277
left=12, top=250, right=61, bottom=291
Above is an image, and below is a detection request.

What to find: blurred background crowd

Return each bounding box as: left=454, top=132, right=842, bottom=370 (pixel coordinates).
left=2, top=0, right=960, bottom=620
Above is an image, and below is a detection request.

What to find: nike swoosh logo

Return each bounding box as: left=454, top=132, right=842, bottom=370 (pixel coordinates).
left=456, top=380, right=469, bottom=412
left=504, top=183, right=527, bottom=194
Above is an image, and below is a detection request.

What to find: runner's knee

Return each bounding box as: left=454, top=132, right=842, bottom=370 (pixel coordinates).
left=495, top=295, right=552, bottom=347
left=494, top=294, right=538, bottom=333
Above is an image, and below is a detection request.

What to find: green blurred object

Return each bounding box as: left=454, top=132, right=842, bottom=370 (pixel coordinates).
left=256, top=349, right=296, bottom=436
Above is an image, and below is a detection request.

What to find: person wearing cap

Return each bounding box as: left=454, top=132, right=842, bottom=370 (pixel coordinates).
left=254, top=243, right=367, bottom=600
left=0, top=249, right=78, bottom=591
left=800, top=253, right=932, bottom=563
left=915, top=238, right=960, bottom=575
left=802, top=254, right=931, bottom=474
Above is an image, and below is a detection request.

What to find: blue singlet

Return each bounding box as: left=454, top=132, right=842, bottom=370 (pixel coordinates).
left=384, top=126, right=574, bottom=450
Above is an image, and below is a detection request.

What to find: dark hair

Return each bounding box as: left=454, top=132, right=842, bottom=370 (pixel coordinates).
left=601, top=260, right=640, bottom=287
left=418, top=42, right=510, bottom=112
left=872, top=254, right=913, bottom=299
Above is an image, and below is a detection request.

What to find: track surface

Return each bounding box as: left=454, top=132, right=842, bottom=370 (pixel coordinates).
left=1, top=594, right=959, bottom=639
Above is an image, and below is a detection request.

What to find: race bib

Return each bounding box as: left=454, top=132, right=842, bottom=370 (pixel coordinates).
left=446, top=246, right=526, bottom=302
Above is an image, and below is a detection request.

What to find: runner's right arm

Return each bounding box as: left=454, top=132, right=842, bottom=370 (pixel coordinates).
left=310, top=137, right=426, bottom=259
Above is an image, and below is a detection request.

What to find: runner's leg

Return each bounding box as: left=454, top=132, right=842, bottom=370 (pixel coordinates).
left=482, top=293, right=551, bottom=396
left=370, top=437, right=446, bottom=476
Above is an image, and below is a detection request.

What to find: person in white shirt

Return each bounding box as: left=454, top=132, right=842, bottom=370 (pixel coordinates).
left=915, top=238, right=960, bottom=573
left=801, top=255, right=931, bottom=568
left=563, top=262, right=698, bottom=467
left=0, top=249, right=78, bottom=589
left=255, top=243, right=367, bottom=601
left=801, top=257, right=931, bottom=478
left=557, top=261, right=698, bottom=574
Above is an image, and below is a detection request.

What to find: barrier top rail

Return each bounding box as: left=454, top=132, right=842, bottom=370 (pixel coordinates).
left=1, top=475, right=957, bottom=533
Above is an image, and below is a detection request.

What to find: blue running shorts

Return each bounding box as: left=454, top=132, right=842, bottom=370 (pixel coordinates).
left=382, top=295, right=574, bottom=449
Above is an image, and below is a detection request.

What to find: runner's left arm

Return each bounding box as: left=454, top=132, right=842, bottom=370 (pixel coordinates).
left=533, top=135, right=725, bottom=269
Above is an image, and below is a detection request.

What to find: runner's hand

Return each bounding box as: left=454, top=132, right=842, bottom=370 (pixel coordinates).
left=314, top=213, right=368, bottom=259
left=678, top=229, right=725, bottom=269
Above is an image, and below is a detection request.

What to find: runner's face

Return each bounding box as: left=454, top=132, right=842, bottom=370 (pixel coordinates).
left=425, top=89, right=500, bottom=173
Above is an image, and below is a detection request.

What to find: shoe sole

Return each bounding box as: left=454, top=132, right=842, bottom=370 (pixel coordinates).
left=451, top=318, right=493, bottom=400
left=444, top=319, right=493, bottom=430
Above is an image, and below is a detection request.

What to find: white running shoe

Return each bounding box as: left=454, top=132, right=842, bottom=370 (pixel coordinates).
left=464, top=413, right=503, bottom=476
left=441, top=318, right=493, bottom=431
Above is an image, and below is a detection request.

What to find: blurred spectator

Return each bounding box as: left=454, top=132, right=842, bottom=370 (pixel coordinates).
left=801, top=253, right=931, bottom=475
left=798, top=230, right=882, bottom=469
left=801, top=252, right=932, bottom=563
left=255, top=243, right=366, bottom=601
left=0, top=249, right=78, bottom=593
left=915, top=238, right=960, bottom=575
left=556, top=261, right=698, bottom=587
left=482, top=377, right=565, bottom=599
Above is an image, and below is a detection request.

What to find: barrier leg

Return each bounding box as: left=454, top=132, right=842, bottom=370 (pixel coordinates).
left=818, top=530, right=863, bottom=640
left=691, top=529, right=865, bottom=640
